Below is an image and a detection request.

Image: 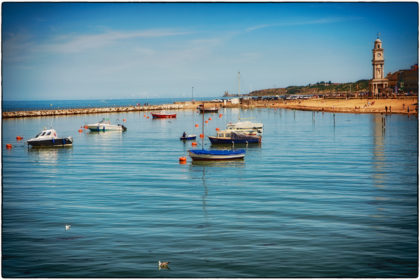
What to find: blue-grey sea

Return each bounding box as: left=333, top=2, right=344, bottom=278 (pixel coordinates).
left=2, top=104, right=418, bottom=277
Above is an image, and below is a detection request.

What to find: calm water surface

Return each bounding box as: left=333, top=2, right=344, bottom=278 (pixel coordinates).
left=2, top=108, right=418, bottom=277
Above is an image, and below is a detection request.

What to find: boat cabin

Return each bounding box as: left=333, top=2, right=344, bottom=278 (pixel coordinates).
left=33, top=129, right=58, bottom=140
left=215, top=129, right=257, bottom=138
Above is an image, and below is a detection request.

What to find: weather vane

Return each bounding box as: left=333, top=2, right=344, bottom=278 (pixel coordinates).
left=377, top=32, right=381, bottom=39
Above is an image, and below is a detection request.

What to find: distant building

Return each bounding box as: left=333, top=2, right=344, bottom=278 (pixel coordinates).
left=369, top=36, right=389, bottom=96
left=386, top=64, right=418, bottom=94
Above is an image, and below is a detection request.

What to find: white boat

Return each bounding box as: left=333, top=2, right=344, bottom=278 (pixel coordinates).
left=86, top=118, right=127, bottom=132
left=227, top=72, right=264, bottom=135
left=226, top=120, right=264, bottom=134
left=27, top=128, right=73, bottom=147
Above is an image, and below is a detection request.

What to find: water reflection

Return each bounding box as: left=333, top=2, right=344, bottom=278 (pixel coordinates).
left=372, top=114, right=386, bottom=188
left=191, top=159, right=245, bottom=167
left=28, top=146, right=72, bottom=166
left=86, top=130, right=125, bottom=143
left=210, top=142, right=262, bottom=149
left=201, top=166, right=208, bottom=219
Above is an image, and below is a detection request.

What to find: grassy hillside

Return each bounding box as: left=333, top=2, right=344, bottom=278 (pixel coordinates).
left=245, top=80, right=370, bottom=96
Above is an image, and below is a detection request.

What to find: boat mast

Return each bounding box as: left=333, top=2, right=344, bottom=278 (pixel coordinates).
left=202, top=102, right=205, bottom=150
left=238, top=71, right=240, bottom=96
left=238, top=71, right=241, bottom=121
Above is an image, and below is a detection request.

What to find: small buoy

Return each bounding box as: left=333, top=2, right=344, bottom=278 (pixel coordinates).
left=144, top=114, right=146, bottom=117
left=179, top=156, right=187, bottom=164
left=199, top=134, right=204, bottom=138
left=6, top=144, right=12, bottom=149
left=84, top=125, right=88, bottom=129
left=208, top=117, right=212, bottom=120
left=78, top=129, right=83, bottom=133
left=219, top=114, right=223, bottom=118
left=147, top=116, right=150, bottom=119
left=123, top=118, right=126, bottom=122
left=65, top=224, right=71, bottom=231
left=195, top=124, right=199, bottom=128
left=16, top=136, right=23, bottom=140
left=158, top=261, right=170, bottom=270
left=216, top=128, right=220, bottom=131
left=205, top=120, right=208, bottom=124
left=191, top=142, right=197, bottom=146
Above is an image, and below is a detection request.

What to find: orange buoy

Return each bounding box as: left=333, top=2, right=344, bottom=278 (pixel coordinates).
left=191, top=142, right=197, bottom=146
left=84, top=125, right=88, bottom=129
left=208, top=117, right=212, bottom=121
left=78, top=129, right=83, bottom=133
left=195, top=124, right=199, bottom=128
left=219, top=113, right=223, bottom=118
left=216, top=128, right=220, bottom=131
left=179, top=156, right=187, bottom=164
left=147, top=116, right=150, bottom=119
left=144, top=114, right=146, bottom=117
left=16, top=136, right=23, bottom=141
left=6, top=144, right=12, bottom=149
left=199, top=134, right=204, bottom=138
left=205, top=120, right=208, bottom=124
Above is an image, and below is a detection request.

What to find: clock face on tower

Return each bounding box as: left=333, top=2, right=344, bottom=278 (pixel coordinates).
left=377, top=53, right=382, bottom=58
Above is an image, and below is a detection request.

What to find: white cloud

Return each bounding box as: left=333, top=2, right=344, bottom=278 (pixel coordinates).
left=39, top=29, right=192, bottom=53
left=246, top=16, right=361, bottom=32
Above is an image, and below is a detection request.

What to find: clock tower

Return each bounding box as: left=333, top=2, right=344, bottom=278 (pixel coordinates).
left=369, top=36, right=389, bottom=96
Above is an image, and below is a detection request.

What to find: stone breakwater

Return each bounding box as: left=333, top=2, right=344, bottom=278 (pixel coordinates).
left=2, top=103, right=193, bottom=119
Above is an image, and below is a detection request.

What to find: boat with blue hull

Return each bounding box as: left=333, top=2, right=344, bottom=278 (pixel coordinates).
left=188, top=149, right=245, bottom=161
left=27, top=128, right=73, bottom=147
left=180, top=135, right=197, bottom=141
left=208, top=130, right=261, bottom=145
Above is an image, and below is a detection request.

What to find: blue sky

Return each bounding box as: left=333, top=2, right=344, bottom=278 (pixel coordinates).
left=2, top=2, right=418, bottom=101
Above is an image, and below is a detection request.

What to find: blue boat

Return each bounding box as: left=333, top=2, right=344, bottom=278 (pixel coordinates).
left=180, top=133, right=196, bottom=141
left=208, top=130, right=261, bottom=145
left=188, top=149, right=245, bottom=161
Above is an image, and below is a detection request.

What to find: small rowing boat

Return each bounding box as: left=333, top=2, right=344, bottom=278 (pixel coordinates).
left=180, top=135, right=197, bottom=141
left=188, top=149, right=245, bottom=161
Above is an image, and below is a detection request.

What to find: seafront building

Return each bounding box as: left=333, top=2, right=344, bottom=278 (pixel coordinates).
left=386, top=64, right=419, bottom=94
left=369, top=36, right=389, bottom=96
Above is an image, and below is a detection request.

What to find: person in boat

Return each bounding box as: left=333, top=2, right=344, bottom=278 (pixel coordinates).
left=182, top=131, right=187, bottom=138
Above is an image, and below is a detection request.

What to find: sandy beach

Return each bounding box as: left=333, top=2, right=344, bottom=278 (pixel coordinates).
left=241, top=97, right=418, bottom=115
left=2, top=97, right=418, bottom=118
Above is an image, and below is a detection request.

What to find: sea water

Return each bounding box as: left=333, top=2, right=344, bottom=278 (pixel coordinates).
left=2, top=97, right=213, bottom=112
left=2, top=108, right=418, bottom=277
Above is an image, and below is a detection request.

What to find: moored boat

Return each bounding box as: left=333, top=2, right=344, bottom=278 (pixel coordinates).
left=27, top=128, right=73, bottom=147
left=188, top=149, right=245, bottom=161
left=86, top=118, right=127, bottom=131
left=208, top=130, right=261, bottom=144
left=226, top=120, right=264, bottom=134
left=151, top=112, right=177, bottom=119
left=180, top=132, right=197, bottom=141
left=197, top=104, right=218, bottom=113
